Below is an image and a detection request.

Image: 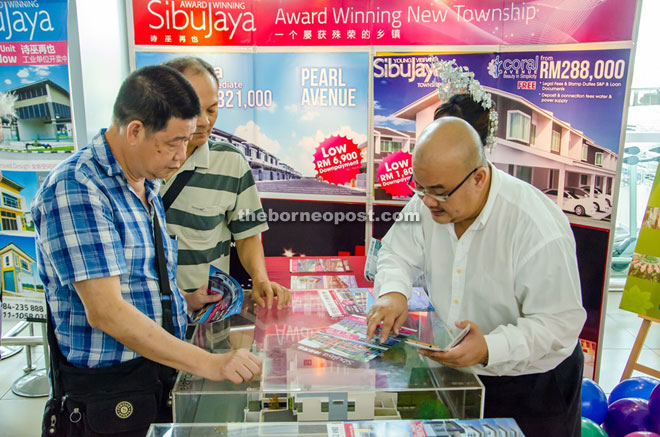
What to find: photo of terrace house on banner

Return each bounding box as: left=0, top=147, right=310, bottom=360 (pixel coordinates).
left=392, top=86, right=616, bottom=220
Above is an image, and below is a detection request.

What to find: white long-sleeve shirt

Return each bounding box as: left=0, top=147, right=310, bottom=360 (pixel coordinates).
left=375, top=165, right=587, bottom=376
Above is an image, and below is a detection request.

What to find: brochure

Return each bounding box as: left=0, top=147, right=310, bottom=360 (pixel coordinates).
left=290, top=258, right=352, bottom=273
left=318, top=288, right=372, bottom=317
left=290, top=275, right=358, bottom=290
left=319, top=287, right=432, bottom=317
left=189, top=266, right=243, bottom=324
left=294, top=315, right=415, bottom=367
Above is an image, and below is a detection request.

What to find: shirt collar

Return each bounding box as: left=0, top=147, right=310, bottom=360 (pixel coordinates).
left=90, top=128, right=123, bottom=177
left=180, top=141, right=210, bottom=172
left=471, top=162, right=501, bottom=230
left=90, top=128, right=161, bottom=203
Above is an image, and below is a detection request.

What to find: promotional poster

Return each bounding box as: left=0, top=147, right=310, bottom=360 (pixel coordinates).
left=373, top=49, right=629, bottom=225
left=137, top=51, right=369, bottom=198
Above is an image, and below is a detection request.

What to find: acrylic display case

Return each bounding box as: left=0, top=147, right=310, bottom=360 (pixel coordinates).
left=172, top=289, right=484, bottom=424
left=147, top=419, right=524, bottom=436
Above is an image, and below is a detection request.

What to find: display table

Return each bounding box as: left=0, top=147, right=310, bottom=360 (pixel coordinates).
left=172, top=257, right=483, bottom=424
left=147, top=419, right=524, bottom=436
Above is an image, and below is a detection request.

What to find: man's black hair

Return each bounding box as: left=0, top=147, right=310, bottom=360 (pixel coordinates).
left=112, top=65, right=201, bottom=132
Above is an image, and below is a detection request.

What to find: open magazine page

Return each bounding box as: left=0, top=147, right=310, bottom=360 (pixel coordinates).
left=319, top=287, right=430, bottom=317
left=294, top=315, right=415, bottom=366
left=290, top=275, right=358, bottom=290
left=317, top=288, right=370, bottom=317
left=189, top=266, right=243, bottom=324
left=290, top=258, right=352, bottom=273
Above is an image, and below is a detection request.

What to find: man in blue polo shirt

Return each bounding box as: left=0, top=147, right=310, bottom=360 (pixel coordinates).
left=33, top=66, right=262, bottom=434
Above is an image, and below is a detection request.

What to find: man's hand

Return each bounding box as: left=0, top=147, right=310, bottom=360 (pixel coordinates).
left=366, top=292, right=408, bottom=343
left=183, top=284, right=221, bottom=312
left=252, top=280, right=291, bottom=310
left=418, top=320, right=488, bottom=368
left=205, top=349, right=263, bottom=384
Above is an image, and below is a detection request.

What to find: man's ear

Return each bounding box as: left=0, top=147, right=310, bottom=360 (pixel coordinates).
left=125, top=120, right=145, bottom=147
left=474, top=166, right=488, bottom=187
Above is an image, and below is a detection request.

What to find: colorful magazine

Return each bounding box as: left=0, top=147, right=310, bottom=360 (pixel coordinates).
left=189, top=266, right=243, bottom=324
left=318, top=288, right=372, bottom=317
left=290, top=258, right=352, bottom=273
left=290, top=275, right=358, bottom=290
left=319, top=287, right=432, bottom=317
left=294, top=315, right=415, bottom=367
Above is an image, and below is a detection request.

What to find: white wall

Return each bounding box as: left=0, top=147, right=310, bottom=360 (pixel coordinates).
left=69, top=0, right=130, bottom=147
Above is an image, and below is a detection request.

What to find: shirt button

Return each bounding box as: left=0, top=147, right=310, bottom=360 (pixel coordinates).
left=454, top=299, right=459, bottom=304
left=456, top=269, right=462, bottom=274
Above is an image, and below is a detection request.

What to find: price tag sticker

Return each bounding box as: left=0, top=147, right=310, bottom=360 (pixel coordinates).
left=2, top=296, right=47, bottom=321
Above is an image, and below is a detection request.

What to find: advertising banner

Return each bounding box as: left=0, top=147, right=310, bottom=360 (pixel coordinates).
left=620, top=165, right=660, bottom=320
left=373, top=49, right=630, bottom=225
left=132, top=0, right=636, bottom=47
left=0, top=0, right=70, bottom=316
left=137, top=51, right=369, bottom=199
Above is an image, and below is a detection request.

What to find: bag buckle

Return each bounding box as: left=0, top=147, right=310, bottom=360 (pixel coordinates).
left=69, top=407, right=82, bottom=424
left=48, top=414, right=56, bottom=434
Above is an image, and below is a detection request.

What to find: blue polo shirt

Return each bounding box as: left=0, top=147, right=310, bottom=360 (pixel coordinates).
left=32, top=129, right=188, bottom=368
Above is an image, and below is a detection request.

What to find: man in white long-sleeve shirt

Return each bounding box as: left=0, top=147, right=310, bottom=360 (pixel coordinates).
left=366, top=117, right=586, bottom=436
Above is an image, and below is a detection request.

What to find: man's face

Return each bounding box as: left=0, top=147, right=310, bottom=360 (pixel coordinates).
left=184, top=70, right=219, bottom=149
left=140, top=117, right=197, bottom=179
left=411, top=161, right=478, bottom=224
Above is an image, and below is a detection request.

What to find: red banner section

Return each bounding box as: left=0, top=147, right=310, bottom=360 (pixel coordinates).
left=377, top=151, right=413, bottom=197
left=132, top=0, right=636, bottom=46
left=0, top=41, right=68, bottom=65
left=313, top=135, right=362, bottom=186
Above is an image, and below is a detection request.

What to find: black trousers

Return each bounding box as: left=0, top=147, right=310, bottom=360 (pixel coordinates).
left=479, top=343, right=583, bottom=437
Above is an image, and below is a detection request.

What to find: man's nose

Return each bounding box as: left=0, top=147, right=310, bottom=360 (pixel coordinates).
left=174, top=140, right=188, bottom=162
left=423, top=193, right=439, bottom=208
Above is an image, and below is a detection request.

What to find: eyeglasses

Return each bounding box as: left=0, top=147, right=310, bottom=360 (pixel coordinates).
left=407, top=168, right=479, bottom=203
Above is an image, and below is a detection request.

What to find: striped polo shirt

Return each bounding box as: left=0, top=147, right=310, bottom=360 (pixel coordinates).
left=162, top=140, right=268, bottom=292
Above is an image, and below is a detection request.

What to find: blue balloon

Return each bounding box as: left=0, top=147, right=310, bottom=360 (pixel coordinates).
left=609, top=377, right=660, bottom=405
left=582, top=378, right=608, bottom=424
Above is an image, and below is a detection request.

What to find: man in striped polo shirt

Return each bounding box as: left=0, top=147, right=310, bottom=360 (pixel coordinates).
left=162, top=57, right=290, bottom=310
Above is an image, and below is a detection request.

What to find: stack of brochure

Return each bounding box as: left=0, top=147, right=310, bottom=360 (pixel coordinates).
left=294, top=315, right=415, bottom=367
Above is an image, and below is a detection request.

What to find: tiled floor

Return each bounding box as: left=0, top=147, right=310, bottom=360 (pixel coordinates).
left=0, top=321, right=47, bottom=437
left=0, top=291, right=659, bottom=436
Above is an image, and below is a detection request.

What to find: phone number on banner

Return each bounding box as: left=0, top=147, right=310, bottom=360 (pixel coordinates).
left=2, top=297, right=47, bottom=321
left=539, top=59, right=626, bottom=81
